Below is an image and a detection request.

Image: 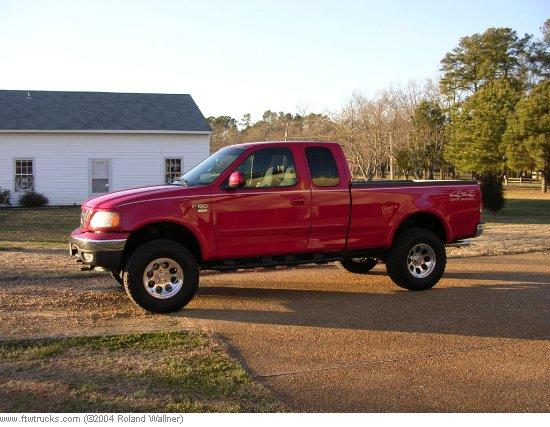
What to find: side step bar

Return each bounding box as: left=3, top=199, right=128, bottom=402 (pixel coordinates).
left=446, top=240, right=472, bottom=248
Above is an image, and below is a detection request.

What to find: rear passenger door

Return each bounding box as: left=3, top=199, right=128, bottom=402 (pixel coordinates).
left=305, top=146, right=350, bottom=252
left=211, top=146, right=311, bottom=259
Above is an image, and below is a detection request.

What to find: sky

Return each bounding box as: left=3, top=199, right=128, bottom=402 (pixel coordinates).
left=0, top=0, right=548, bottom=121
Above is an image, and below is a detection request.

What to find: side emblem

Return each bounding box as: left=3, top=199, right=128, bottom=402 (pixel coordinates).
left=193, top=203, right=208, bottom=213
left=449, top=189, right=475, bottom=201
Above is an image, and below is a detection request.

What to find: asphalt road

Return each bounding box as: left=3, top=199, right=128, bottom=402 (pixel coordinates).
left=182, top=253, right=550, bottom=412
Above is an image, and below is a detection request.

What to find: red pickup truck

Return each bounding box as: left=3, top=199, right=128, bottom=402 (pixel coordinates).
left=70, top=141, right=483, bottom=313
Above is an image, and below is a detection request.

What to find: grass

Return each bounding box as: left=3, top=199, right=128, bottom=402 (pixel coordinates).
left=483, top=188, right=550, bottom=224
left=484, top=198, right=550, bottom=224
left=0, top=206, right=80, bottom=249
left=0, top=331, right=281, bottom=412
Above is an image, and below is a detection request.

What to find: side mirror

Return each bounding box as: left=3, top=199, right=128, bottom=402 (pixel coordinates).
left=228, top=171, right=245, bottom=189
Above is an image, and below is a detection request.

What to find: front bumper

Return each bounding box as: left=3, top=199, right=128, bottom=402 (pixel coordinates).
left=69, top=232, right=127, bottom=271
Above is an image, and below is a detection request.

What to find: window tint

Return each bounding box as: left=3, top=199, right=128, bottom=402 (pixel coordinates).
left=305, top=147, right=340, bottom=187
left=165, top=158, right=182, bottom=184
left=234, top=148, right=297, bottom=188
left=14, top=159, right=34, bottom=192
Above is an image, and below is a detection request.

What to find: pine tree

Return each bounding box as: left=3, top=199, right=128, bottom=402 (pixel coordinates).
left=504, top=80, right=550, bottom=192
left=445, top=79, right=520, bottom=212
left=440, top=28, right=531, bottom=103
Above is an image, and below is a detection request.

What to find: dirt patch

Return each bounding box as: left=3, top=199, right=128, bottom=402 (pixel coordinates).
left=0, top=249, right=103, bottom=280
left=448, top=224, right=550, bottom=258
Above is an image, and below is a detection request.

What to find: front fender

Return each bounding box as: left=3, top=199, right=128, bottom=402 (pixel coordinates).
left=118, top=195, right=216, bottom=260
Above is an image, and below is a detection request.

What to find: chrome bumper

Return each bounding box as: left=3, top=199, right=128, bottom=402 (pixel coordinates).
left=446, top=223, right=484, bottom=248
left=69, top=236, right=126, bottom=270
left=70, top=236, right=126, bottom=252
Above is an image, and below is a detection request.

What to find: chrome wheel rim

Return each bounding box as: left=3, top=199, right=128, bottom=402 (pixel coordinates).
left=142, top=257, right=184, bottom=299
left=407, top=243, right=436, bottom=278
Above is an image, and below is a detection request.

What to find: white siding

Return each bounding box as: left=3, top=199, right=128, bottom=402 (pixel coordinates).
left=0, top=132, right=210, bottom=205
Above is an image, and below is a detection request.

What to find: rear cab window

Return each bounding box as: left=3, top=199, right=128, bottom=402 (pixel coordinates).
left=305, top=146, right=340, bottom=187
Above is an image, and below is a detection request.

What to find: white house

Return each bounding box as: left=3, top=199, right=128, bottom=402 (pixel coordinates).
left=0, top=90, right=211, bottom=205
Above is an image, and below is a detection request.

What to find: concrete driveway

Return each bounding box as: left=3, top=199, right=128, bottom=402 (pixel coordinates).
left=182, top=253, right=550, bottom=412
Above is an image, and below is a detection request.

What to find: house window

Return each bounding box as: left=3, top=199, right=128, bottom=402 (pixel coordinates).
left=15, top=159, right=34, bottom=192
left=90, top=159, right=111, bottom=194
left=165, top=158, right=182, bottom=184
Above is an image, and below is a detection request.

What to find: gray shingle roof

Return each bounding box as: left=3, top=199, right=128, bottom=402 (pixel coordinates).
left=0, top=90, right=211, bottom=132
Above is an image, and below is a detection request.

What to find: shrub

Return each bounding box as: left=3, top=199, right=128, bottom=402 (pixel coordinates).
left=480, top=173, right=505, bottom=214
left=18, top=191, right=49, bottom=207
left=0, top=188, right=11, bottom=206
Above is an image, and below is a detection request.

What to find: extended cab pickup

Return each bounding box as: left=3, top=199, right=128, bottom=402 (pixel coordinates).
left=70, top=141, right=483, bottom=313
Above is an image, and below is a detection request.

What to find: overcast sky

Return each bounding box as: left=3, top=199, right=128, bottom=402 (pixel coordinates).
left=0, top=0, right=548, bottom=120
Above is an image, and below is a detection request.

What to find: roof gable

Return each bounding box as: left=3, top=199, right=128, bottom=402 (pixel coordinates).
left=0, top=90, right=211, bottom=133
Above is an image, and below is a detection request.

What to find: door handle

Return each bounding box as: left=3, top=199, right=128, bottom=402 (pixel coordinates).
left=290, top=199, right=307, bottom=207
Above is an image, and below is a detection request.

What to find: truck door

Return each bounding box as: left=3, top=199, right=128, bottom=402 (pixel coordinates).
left=211, top=146, right=311, bottom=259
left=304, top=146, right=350, bottom=252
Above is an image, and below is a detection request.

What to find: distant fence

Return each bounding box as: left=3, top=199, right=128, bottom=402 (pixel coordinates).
left=504, top=177, right=542, bottom=186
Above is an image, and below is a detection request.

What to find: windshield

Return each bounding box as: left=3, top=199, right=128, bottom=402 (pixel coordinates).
left=178, top=146, right=245, bottom=187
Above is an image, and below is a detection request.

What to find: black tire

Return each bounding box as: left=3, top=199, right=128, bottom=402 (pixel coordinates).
left=385, top=227, right=446, bottom=291
left=109, top=270, right=124, bottom=287
left=123, top=239, right=199, bottom=313
left=339, top=257, right=378, bottom=274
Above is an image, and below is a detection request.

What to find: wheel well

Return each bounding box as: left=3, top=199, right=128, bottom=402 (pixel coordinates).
left=393, top=213, right=447, bottom=243
left=122, top=222, right=202, bottom=266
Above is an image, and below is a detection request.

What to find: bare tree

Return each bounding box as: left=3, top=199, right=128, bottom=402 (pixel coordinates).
left=330, top=93, right=392, bottom=180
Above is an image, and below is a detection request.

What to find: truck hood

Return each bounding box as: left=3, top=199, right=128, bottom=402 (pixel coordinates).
left=83, top=185, right=208, bottom=210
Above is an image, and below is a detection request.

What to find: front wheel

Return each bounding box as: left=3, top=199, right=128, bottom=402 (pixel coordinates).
left=385, top=228, right=446, bottom=291
left=123, top=239, right=199, bottom=313
left=339, top=257, right=378, bottom=274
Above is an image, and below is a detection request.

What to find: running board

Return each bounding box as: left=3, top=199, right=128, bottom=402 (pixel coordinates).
left=205, top=252, right=343, bottom=271
left=446, top=240, right=472, bottom=247
left=202, top=248, right=385, bottom=272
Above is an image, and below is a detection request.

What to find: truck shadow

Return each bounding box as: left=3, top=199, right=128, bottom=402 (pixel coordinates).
left=182, top=274, right=550, bottom=340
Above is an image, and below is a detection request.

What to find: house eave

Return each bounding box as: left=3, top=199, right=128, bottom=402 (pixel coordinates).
left=0, top=129, right=212, bottom=135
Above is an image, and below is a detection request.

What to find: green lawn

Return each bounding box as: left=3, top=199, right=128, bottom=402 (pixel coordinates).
left=0, top=206, right=80, bottom=248
left=0, top=331, right=281, bottom=412
left=484, top=198, right=550, bottom=224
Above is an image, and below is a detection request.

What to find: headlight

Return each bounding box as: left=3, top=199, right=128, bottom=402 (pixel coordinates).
left=89, top=211, right=121, bottom=230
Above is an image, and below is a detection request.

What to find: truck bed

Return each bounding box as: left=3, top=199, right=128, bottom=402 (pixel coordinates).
left=347, top=180, right=481, bottom=250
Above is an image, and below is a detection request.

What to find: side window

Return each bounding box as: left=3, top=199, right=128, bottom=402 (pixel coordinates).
left=14, top=159, right=34, bottom=192
left=235, top=148, right=297, bottom=188
left=305, top=147, right=340, bottom=187
left=165, top=158, right=182, bottom=184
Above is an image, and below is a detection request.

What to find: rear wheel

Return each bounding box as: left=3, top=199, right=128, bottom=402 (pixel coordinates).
left=123, top=239, right=199, bottom=313
left=339, top=257, right=378, bottom=274
left=385, top=228, right=446, bottom=291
